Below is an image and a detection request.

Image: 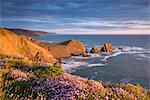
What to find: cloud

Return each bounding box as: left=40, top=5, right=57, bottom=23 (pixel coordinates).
left=0, top=0, right=149, bottom=34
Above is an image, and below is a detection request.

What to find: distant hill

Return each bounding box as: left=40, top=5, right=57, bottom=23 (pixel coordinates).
left=4, top=28, right=56, bottom=36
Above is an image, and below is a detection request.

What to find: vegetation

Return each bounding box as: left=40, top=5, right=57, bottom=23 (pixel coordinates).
left=0, top=54, right=9, bottom=59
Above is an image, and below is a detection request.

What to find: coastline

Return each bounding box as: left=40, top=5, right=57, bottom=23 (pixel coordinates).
left=0, top=28, right=149, bottom=99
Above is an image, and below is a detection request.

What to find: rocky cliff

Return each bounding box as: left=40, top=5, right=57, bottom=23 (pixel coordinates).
left=0, top=28, right=57, bottom=64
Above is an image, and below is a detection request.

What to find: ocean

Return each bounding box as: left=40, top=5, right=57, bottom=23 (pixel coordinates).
left=35, top=34, right=150, bottom=89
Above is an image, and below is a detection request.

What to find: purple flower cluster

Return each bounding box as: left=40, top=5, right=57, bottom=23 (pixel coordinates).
left=11, top=70, right=29, bottom=81
left=5, top=69, right=149, bottom=99
left=34, top=73, right=104, bottom=99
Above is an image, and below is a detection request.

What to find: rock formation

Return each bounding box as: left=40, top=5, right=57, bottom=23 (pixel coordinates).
left=90, top=46, right=100, bottom=53
left=118, top=47, right=125, bottom=52
left=34, top=39, right=87, bottom=59
left=100, top=43, right=114, bottom=52
left=0, top=28, right=57, bottom=64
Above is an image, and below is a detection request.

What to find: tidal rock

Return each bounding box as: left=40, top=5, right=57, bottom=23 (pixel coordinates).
left=118, top=47, right=125, bottom=52
left=90, top=46, right=100, bottom=53
left=100, top=43, right=114, bottom=52
left=83, top=53, right=90, bottom=57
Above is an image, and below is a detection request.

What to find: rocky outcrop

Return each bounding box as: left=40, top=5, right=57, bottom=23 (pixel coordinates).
left=118, top=47, right=125, bottom=52
left=82, top=53, right=90, bottom=57
left=0, top=28, right=57, bottom=64
left=34, top=39, right=87, bottom=59
left=90, top=46, right=100, bottom=53
left=100, top=43, right=114, bottom=52
left=64, top=39, right=87, bottom=56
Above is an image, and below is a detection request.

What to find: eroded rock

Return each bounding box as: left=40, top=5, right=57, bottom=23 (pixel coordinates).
left=100, top=43, right=114, bottom=52
left=90, top=46, right=100, bottom=53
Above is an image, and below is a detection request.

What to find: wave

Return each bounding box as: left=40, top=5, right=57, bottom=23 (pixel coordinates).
left=102, top=51, right=123, bottom=61
left=87, top=63, right=107, bottom=67
left=61, top=46, right=150, bottom=73
left=61, top=61, right=89, bottom=73
left=136, top=54, right=150, bottom=59
left=120, top=77, right=133, bottom=83
left=61, top=60, right=106, bottom=73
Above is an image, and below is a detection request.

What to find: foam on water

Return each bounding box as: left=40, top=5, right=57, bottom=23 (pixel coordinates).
left=87, top=63, right=107, bottom=67
left=120, top=77, right=133, bottom=83
left=137, top=54, right=150, bottom=59
left=62, top=46, right=150, bottom=73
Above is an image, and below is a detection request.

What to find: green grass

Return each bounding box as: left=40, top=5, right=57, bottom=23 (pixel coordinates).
left=3, top=81, right=34, bottom=99
left=30, top=65, right=64, bottom=77
left=8, top=58, right=33, bottom=68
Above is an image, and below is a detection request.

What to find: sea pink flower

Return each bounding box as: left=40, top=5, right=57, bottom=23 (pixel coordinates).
left=11, top=70, right=29, bottom=81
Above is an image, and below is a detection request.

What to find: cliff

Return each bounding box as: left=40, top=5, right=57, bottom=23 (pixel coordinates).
left=0, top=28, right=57, bottom=64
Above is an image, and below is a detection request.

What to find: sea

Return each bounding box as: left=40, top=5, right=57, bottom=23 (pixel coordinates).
left=35, top=34, right=150, bottom=89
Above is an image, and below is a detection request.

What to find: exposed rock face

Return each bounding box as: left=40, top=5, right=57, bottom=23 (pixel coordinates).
left=90, top=46, right=100, bottom=53
left=65, top=39, right=87, bottom=56
left=100, top=43, right=114, bottom=52
left=0, top=28, right=57, bottom=64
left=35, top=39, right=87, bottom=59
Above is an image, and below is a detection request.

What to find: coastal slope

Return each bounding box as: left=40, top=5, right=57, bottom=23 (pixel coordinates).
left=5, top=28, right=50, bottom=36
left=0, top=28, right=57, bottom=64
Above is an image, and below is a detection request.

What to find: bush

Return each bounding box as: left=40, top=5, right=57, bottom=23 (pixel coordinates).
left=8, top=58, right=32, bottom=68
left=32, top=66, right=64, bottom=77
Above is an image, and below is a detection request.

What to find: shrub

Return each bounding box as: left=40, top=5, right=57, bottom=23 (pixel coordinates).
left=8, top=58, right=32, bottom=68
left=32, top=66, right=64, bottom=77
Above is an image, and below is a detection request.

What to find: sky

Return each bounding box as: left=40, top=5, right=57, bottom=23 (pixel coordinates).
left=0, top=0, right=150, bottom=34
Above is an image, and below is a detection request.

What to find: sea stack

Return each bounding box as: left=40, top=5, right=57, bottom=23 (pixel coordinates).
left=100, top=43, right=114, bottom=52
left=118, top=47, right=125, bottom=52
left=90, top=46, right=100, bottom=54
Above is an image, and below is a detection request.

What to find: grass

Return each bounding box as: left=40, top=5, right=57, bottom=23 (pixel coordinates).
left=32, top=65, right=64, bottom=77
left=3, top=81, right=34, bottom=99
left=8, top=58, right=31, bottom=67
left=0, top=58, right=64, bottom=99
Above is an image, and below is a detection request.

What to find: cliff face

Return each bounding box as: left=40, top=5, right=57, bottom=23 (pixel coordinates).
left=0, top=28, right=57, bottom=64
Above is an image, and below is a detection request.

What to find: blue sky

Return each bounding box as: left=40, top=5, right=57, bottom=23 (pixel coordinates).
left=0, top=0, right=150, bottom=34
